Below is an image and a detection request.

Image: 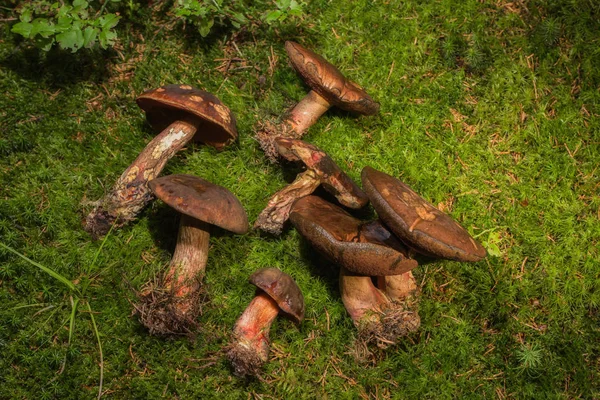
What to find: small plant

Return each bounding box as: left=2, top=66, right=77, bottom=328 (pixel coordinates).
left=263, top=0, right=304, bottom=24
left=174, top=0, right=305, bottom=37
left=173, top=0, right=248, bottom=37
left=11, top=0, right=121, bottom=52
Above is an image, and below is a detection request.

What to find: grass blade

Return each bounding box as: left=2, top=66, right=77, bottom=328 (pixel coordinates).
left=0, top=242, right=76, bottom=292
left=85, top=301, right=104, bottom=400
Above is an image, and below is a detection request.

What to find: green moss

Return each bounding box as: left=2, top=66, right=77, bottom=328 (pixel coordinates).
left=1, top=0, right=599, bottom=398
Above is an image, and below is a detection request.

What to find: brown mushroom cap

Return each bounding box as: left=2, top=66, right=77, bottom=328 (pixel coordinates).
left=149, top=174, right=249, bottom=234
left=290, top=196, right=418, bottom=276
left=285, top=41, right=380, bottom=116
left=249, top=268, right=305, bottom=324
left=136, top=84, right=238, bottom=150
left=361, top=166, right=487, bottom=262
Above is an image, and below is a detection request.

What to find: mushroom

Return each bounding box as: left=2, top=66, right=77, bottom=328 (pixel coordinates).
left=256, top=41, right=380, bottom=162
left=289, top=195, right=420, bottom=346
left=361, top=166, right=487, bottom=262
left=227, top=267, right=304, bottom=377
left=255, top=138, right=368, bottom=234
left=84, top=84, right=237, bottom=239
left=289, top=195, right=417, bottom=276
left=137, top=174, right=248, bottom=336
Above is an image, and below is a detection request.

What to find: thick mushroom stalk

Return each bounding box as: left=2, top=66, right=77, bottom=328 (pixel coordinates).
left=256, top=41, right=379, bottom=163
left=340, top=267, right=420, bottom=348
left=228, top=293, right=280, bottom=376
left=227, top=268, right=304, bottom=377
left=255, top=138, right=368, bottom=235
left=138, top=215, right=210, bottom=335
left=137, top=174, right=249, bottom=336
left=85, top=120, right=197, bottom=239
left=84, top=84, right=238, bottom=239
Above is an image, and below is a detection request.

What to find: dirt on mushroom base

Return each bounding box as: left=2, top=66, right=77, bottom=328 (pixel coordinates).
left=356, top=296, right=420, bottom=351
left=136, top=278, right=208, bottom=337
left=226, top=341, right=268, bottom=377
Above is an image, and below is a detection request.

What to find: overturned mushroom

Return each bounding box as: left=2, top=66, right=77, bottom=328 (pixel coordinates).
left=256, top=41, right=380, bottom=162
left=85, top=84, right=237, bottom=239
left=289, top=195, right=419, bottom=346
left=137, top=174, right=248, bottom=336
left=228, top=267, right=304, bottom=377
left=255, top=138, right=368, bottom=234
left=289, top=195, right=417, bottom=276
left=361, top=166, right=486, bottom=262
left=340, top=267, right=420, bottom=347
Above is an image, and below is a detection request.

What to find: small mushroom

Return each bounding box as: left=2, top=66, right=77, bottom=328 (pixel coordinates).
left=227, top=267, right=304, bottom=377
left=84, top=85, right=237, bottom=239
left=340, top=267, right=420, bottom=347
left=361, top=166, right=487, bottom=262
left=289, top=195, right=417, bottom=276
left=255, top=138, right=368, bottom=234
left=137, top=174, right=248, bottom=336
left=256, top=41, right=380, bottom=162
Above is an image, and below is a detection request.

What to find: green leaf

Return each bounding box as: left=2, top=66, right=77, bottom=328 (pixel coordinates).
left=57, top=27, right=85, bottom=52
left=20, top=9, right=33, bottom=23
left=483, top=232, right=503, bottom=257
left=264, top=10, right=282, bottom=23
left=11, top=21, right=33, bottom=38
left=99, top=14, right=120, bottom=30
left=83, top=27, right=98, bottom=47
left=73, top=0, right=88, bottom=10
left=198, top=17, right=214, bottom=37
left=56, top=16, right=73, bottom=32
left=276, top=0, right=292, bottom=9
left=30, top=19, right=56, bottom=39
left=99, top=29, right=117, bottom=49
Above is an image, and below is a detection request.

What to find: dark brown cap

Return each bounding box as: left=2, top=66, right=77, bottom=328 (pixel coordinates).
left=275, top=138, right=368, bottom=209
left=290, top=196, right=418, bottom=276
left=136, top=84, right=237, bottom=150
left=361, top=166, right=487, bottom=262
left=149, top=174, right=248, bottom=234
left=285, top=41, right=380, bottom=116
left=249, top=268, right=305, bottom=324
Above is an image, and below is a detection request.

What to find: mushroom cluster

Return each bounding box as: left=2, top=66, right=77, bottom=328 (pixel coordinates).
left=80, top=41, right=487, bottom=378
left=289, top=166, right=486, bottom=347
left=254, top=41, right=380, bottom=234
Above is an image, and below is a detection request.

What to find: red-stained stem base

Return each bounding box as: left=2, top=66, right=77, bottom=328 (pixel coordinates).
left=84, top=120, right=197, bottom=239
left=228, top=293, right=280, bottom=376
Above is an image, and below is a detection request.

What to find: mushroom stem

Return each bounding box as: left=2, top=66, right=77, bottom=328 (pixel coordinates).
left=255, top=91, right=330, bottom=163
left=340, top=267, right=420, bottom=347
left=285, top=90, right=331, bottom=135
left=84, top=119, right=198, bottom=239
left=254, top=169, right=321, bottom=235
left=228, top=292, right=280, bottom=376
left=164, top=214, right=210, bottom=300
left=137, top=214, right=210, bottom=336
left=340, top=267, right=389, bottom=324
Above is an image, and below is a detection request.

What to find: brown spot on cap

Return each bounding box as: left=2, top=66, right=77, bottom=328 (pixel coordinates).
left=137, top=84, right=237, bottom=150
left=361, top=166, right=487, bottom=262
left=290, top=196, right=417, bottom=276
left=149, top=174, right=249, bottom=234
left=285, top=41, right=380, bottom=115
left=249, top=268, right=304, bottom=324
